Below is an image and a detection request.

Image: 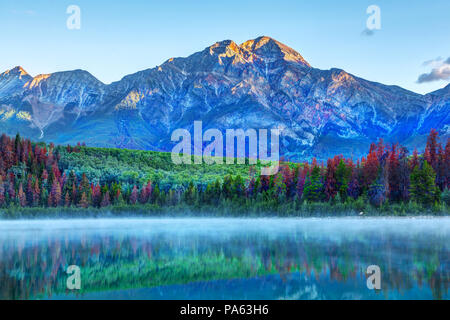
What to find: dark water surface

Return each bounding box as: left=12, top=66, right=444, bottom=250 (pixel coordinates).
left=0, top=217, right=448, bottom=300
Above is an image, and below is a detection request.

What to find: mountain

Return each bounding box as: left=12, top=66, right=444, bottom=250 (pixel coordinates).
left=0, top=36, right=448, bottom=159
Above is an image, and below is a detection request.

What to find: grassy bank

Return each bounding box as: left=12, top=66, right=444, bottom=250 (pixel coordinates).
left=1, top=200, right=448, bottom=219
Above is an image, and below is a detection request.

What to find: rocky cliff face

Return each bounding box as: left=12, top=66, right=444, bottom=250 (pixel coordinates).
left=0, top=36, right=448, bottom=159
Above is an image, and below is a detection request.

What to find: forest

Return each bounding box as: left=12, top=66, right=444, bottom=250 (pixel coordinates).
left=0, top=129, right=448, bottom=217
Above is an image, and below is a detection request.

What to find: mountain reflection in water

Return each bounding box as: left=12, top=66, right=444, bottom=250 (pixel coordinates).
left=0, top=217, right=448, bottom=300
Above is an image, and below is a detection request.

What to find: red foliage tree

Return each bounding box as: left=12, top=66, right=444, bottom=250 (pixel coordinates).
left=32, top=178, right=40, bottom=206
left=50, top=180, right=62, bottom=207
left=100, top=191, right=111, bottom=207
left=387, top=144, right=401, bottom=201
left=18, top=183, right=27, bottom=207
left=78, top=192, right=89, bottom=208
left=363, top=144, right=379, bottom=189
left=425, top=129, right=439, bottom=171
left=130, top=185, right=138, bottom=204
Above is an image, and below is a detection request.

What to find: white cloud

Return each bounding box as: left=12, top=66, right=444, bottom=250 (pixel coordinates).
left=417, top=57, right=450, bottom=83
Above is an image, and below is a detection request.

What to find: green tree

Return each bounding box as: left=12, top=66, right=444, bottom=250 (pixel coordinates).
left=183, top=181, right=197, bottom=205
left=409, top=161, right=440, bottom=206
left=335, top=159, right=350, bottom=202
left=303, top=166, right=323, bottom=202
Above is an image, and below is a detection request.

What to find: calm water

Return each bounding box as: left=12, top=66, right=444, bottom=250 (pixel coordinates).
left=0, top=217, right=448, bottom=300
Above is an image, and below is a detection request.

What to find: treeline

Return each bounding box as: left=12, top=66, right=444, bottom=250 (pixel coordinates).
left=0, top=130, right=449, bottom=215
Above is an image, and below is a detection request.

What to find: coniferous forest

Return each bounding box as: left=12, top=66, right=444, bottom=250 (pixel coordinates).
left=0, top=129, right=449, bottom=218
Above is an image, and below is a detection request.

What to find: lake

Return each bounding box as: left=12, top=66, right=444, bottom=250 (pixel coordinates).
left=0, top=217, right=448, bottom=300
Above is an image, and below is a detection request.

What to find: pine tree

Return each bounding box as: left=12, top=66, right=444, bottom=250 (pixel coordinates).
left=387, top=144, right=401, bottom=201
left=368, top=178, right=386, bottom=207
left=232, top=175, right=245, bottom=198
left=64, top=192, right=71, bottom=207
left=114, top=189, right=123, bottom=205
left=0, top=176, right=5, bottom=206
left=100, top=191, right=111, bottom=207
left=92, top=184, right=102, bottom=207
left=409, top=148, right=419, bottom=170
left=348, top=169, right=360, bottom=200
left=78, top=192, right=89, bottom=208
left=139, top=182, right=152, bottom=204
left=363, top=143, right=380, bottom=189
left=50, top=180, right=62, bottom=207
left=64, top=170, right=77, bottom=200
left=184, top=182, right=196, bottom=205
left=424, top=129, right=439, bottom=171
left=445, top=138, right=450, bottom=190
left=7, top=178, right=15, bottom=200
left=409, top=161, right=440, bottom=206
left=324, top=158, right=337, bottom=201
left=335, top=159, right=350, bottom=202
left=18, top=183, right=27, bottom=207
left=303, top=166, right=323, bottom=202
left=296, top=166, right=306, bottom=200
left=281, top=165, right=295, bottom=198
left=80, top=173, right=90, bottom=198
left=26, top=175, right=34, bottom=205
left=40, top=186, right=48, bottom=207
left=129, top=185, right=138, bottom=204
left=71, top=182, right=78, bottom=205
left=33, top=178, right=40, bottom=206
left=152, top=184, right=161, bottom=204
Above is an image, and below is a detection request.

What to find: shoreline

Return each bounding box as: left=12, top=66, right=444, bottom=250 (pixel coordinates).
left=0, top=204, right=448, bottom=220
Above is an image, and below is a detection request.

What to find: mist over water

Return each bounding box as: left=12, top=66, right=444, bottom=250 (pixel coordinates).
left=0, top=217, right=448, bottom=300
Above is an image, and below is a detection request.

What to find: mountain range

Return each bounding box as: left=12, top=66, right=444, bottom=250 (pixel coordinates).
left=0, top=36, right=449, bottom=159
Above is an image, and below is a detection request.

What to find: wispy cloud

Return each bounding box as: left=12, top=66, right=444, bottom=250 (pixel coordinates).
left=422, top=57, right=442, bottom=66
left=361, top=28, right=375, bottom=37
left=417, top=56, right=450, bottom=83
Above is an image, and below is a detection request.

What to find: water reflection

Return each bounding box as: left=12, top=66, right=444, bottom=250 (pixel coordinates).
left=0, top=218, right=448, bottom=300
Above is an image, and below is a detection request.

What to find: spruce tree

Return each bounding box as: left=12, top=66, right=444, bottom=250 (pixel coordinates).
left=303, top=166, right=323, bottom=202
left=409, top=161, right=440, bottom=206
left=335, top=159, right=350, bottom=202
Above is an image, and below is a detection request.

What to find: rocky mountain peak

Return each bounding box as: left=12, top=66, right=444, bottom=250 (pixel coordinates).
left=1, top=66, right=31, bottom=79
left=240, top=36, right=311, bottom=67
left=23, top=69, right=105, bottom=91
left=0, top=66, right=33, bottom=96
left=204, top=39, right=260, bottom=66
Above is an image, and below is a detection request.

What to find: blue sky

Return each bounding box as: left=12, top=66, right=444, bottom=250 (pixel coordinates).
left=1, top=0, right=449, bottom=94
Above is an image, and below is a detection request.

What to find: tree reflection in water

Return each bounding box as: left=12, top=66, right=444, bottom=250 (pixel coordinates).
left=0, top=218, right=448, bottom=300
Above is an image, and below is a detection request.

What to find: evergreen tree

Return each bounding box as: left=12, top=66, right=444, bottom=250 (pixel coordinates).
left=335, top=159, right=350, bottom=202
left=64, top=192, right=71, bottom=207
left=363, top=143, right=379, bottom=189
left=183, top=182, right=196, bottom=205
left=63, top=170, right=77, bottom=202
left=33, top=178, right=40, bottom=206
left=231, top=175, right=245, bottom=198
left=368, top=179, right=386, bottom=207
left=129, top=185, right=139, bottom=204
left=409, top=161, right=440, bottom=206
left=78, top=192, right=89, bottom=208
left=152, top=184, right=161, bottom=204
left=18, top=183, right=27, bottom=207
left=50, top=180, right=62, bottom=207
left=100, top=191, right=111, bottom=207
left=0, top=176, right=5, bottom=206
left=303, top=166, right=323, bottom=202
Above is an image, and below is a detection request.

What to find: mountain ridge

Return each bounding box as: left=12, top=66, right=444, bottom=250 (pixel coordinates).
left=0, top=36, right=448, bottom=159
